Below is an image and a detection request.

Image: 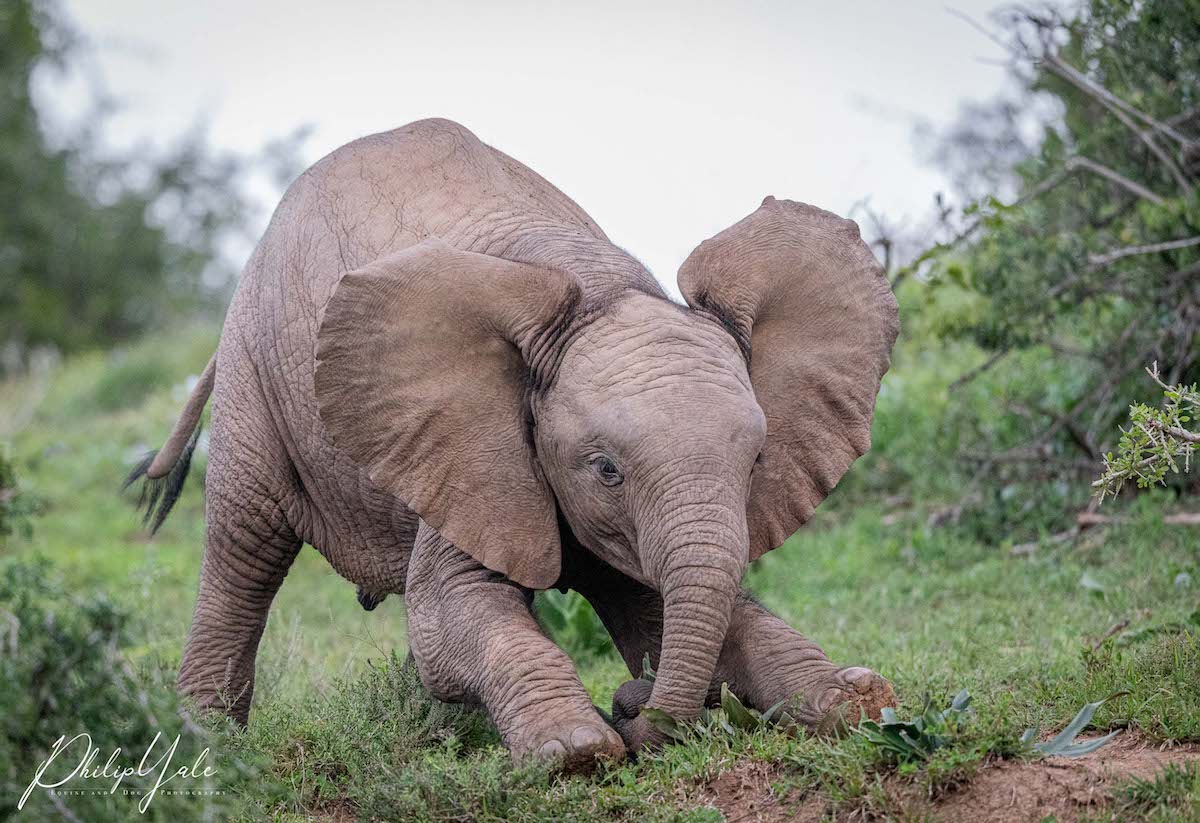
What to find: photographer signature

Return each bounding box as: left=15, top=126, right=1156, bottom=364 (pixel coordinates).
left=20, top=732, right=218, bottom=814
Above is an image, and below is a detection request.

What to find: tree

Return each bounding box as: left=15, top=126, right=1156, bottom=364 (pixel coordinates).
left=916, top=0, right=1199, bottom=527
left=0, top=0, right=303, bottom=365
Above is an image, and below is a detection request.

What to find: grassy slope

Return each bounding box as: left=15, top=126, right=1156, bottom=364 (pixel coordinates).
left=2, top=321, right=1198, bottom=821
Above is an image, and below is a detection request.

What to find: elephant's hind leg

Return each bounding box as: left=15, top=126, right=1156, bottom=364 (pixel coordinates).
left=177, top=424, right=302, bottom=724
left=405, top=522, right=624, bottom=771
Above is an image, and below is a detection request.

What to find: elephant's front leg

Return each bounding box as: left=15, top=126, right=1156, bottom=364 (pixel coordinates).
left=717, top=594, right=896, bottom=733
left=404, top=522, right=624, bottom=770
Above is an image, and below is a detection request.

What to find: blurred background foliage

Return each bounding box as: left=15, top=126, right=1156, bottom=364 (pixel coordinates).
left=888, top=0, right=1200, bottom=539
left=0, top=0, right=305, bottom=367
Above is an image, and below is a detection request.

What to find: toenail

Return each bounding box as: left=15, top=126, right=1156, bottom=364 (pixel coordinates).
left=841, top=667, right=874, bottom=690
left=570, top=725, right=605, bottom=749
left=539, top=739, right=566, bottom=758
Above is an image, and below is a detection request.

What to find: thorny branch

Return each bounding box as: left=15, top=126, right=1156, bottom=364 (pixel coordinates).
left=1094, top=364, right=1198, bottom=501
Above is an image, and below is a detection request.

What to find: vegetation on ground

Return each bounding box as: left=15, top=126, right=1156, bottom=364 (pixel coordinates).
left=1, top=321, right=1197, bottom=821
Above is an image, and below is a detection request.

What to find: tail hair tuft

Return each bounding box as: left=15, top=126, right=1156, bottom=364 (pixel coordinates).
left=123, top=424, right=202, bottom=534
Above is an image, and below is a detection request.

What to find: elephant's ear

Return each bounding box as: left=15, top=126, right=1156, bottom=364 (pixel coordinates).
left=678, top=198, right=899, bottom=560
left=315, top=239, right=579, bottom=589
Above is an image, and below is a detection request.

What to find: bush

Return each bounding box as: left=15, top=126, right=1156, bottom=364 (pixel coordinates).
left=0, top=557, right=265, bottom=821
left=914, top=0, right=1200, bottom=532
left=0, top=448, right=38, bottom=542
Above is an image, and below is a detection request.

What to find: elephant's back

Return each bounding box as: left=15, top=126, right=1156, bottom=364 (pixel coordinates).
left=246, top=118, right=604, bottom=313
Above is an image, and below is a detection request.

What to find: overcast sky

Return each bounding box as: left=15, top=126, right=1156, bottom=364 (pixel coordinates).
left=54, top=0, right=1018, bottom=289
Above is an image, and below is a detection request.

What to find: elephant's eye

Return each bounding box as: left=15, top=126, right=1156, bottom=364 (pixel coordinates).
left=590, top=455, right=624, bottom=487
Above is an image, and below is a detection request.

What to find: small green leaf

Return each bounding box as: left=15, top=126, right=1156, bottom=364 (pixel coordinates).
left=720, top=683, right=759, bottom=731
left=759, top=698, right=790, bottom=725
left=640, top=652, right=656, bottom=682
left=640, top=707, right=685, bottom=741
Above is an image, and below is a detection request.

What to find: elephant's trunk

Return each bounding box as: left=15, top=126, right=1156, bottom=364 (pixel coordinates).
left=629, top=498, right=748, bottom=745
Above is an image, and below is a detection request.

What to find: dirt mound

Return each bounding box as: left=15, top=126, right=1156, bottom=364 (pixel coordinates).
left=692, top=733, right=1199, bottom=822
left=693, top=760, right=822, bottom=822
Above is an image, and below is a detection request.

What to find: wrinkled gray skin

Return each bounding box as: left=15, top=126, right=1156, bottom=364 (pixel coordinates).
left=138, top=118, right=899, bottom=771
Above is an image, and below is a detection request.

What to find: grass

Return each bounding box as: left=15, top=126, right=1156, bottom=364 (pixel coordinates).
left=1, top=324, right=1198, bottom=821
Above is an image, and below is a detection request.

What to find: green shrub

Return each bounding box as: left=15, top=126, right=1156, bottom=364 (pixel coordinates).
left=0, top=557, right=266, bottom=821
left=0, top=447, right=38, bottom=542
left=87, top=350, right=176, bottom=412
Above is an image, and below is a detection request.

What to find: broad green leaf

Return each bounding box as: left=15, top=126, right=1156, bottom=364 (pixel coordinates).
left=640, top=707, right=685, bottom=741
left=720, top=683, right=759, bottom=731
left=1045, top=730, right=1121, bottom=757
left=1034, top=691, right=1128, bottom=756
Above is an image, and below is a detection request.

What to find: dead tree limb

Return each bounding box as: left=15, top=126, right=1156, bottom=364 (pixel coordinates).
left=1088, top=236, right=1200, bottom=269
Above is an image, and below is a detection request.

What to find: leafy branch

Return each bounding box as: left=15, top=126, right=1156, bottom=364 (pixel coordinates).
left=1094, top=364, right=1198, bottom=502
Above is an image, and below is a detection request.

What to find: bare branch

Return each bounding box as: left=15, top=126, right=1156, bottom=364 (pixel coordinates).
left=1077, top=511, right=1200, bottom=526
left=1149, top=418, right=1200, bottom=444
left=1065, top=156, right=1166, bottom=205
left=1088, top=236, right=1200, bottom=269
left=1105, top=100, right=1194, bottom=195
left=1040, top=51, right=1197, bottom=147
left=949, top=348, right=1010, bottom=391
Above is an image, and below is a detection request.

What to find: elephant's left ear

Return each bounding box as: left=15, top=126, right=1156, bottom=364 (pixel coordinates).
left=678, top=197, right=899, bottom=560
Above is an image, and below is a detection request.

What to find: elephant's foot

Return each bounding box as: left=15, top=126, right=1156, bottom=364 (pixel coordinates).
left=506, top=709, right=626, bottom=773
left=792, top=665, right=896, bottom=736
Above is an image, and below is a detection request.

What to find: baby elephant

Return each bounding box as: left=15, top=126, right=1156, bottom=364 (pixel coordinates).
left=129, top=118, right=899, bottom=770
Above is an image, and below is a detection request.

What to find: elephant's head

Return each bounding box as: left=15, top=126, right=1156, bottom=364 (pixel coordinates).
left=314, top=197, right=898, bottom=749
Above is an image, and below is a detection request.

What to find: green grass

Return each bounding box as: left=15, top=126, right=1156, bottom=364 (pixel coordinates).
left=2, top=324, right=1198, bottom=821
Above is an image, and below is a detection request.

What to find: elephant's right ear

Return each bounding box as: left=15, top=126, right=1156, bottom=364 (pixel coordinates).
left=315, top=239, right=580, bottom=590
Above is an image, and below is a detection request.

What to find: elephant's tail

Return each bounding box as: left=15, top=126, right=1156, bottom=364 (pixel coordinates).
left=123, top=353, right=217, bottom=533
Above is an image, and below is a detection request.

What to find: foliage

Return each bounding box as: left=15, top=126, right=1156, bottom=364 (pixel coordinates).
left=536, top=589, right=617, bottom=663
left=856, top=689, right=974, bottom=762
left=0, top=557, right=264, bottom=821
left=636, top=670, right=795, bottom=743
left=1095, top=365, right=1197, bottom=500
left=914, top=0, right=1200, bottom=532
left=0, top=0, right=304, bottom=365
left=0, top=447, right=38, bottom=542
left=1021, top=691, right=1127, bottom=756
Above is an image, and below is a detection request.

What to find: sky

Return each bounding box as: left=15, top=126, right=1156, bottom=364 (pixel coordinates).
left=51, top=0, right=1020, bottom=291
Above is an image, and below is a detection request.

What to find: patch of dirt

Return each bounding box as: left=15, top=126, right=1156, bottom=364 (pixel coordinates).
left=691, top=760, right=823, bottom=823
left=924, top=733, right=1200, bottom=822
left=689, top=732, right=1200, bottom=822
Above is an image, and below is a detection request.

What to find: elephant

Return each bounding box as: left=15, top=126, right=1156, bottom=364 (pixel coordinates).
left=127, top=117, right=900, bottom=770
